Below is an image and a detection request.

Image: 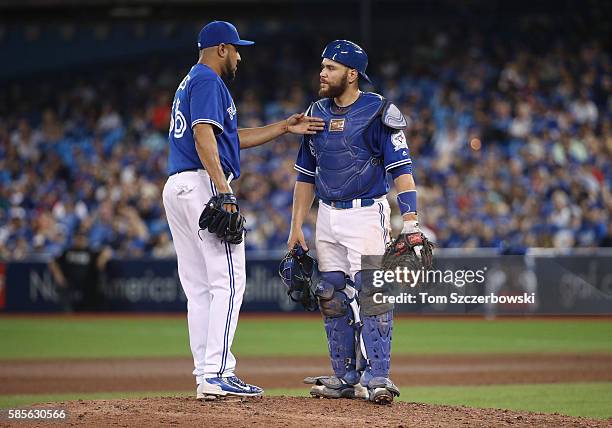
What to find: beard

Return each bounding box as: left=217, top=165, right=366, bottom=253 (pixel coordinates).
left=318, top=72, right=348, bottom=98
left=223, top=56, right=237, bottom=81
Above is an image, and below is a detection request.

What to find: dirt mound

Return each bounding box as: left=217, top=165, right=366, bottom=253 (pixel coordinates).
left=6, top=396, right=609, bottom=428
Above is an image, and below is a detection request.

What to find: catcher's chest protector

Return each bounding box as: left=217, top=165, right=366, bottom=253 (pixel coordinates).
left=309, top=93, right=385, bottom=201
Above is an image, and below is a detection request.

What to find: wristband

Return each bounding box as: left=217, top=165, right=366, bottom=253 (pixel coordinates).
left=397, top=190, right=417, bottom=215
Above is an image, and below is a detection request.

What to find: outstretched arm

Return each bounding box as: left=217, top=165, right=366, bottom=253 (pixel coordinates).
left=287, top=181, right=316, bottom=250
left=239, top=113, right=324, bottom=149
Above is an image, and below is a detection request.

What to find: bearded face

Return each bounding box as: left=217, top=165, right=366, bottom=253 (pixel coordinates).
left=221, top=44, right=240, bottom=81
left=319, top=59, right=351, bottom=98
left=319, top=70, right=349, bottom=98
left=224, top=55, right=236, bottom=80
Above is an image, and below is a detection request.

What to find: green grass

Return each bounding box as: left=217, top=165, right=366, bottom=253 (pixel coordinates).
left=1, top=317, right=610, bottom=419
left=0, top=317, right=610, bottom=359
left=1, top=383, right=610, bottom=419
left=0, top=318, right=191, bottom=359
left=399, top=382, right=612, bottom=419
left=236, top=318, right=612, bottom=357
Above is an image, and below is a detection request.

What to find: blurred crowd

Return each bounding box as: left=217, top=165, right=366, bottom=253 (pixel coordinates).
left=0, top=24, right=610, bottom=260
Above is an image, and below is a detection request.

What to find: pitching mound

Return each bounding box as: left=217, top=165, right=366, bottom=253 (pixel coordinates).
left=11, top=396, right=610, bottom=427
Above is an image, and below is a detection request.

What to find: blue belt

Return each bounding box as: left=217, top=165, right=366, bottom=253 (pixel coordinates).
left=320, top=198, right=376, bottom=209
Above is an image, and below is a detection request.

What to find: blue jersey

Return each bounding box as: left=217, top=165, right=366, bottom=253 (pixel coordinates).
left=168, top=64, right=241, bottom=178
left=294, top=93, right=412, bottom=200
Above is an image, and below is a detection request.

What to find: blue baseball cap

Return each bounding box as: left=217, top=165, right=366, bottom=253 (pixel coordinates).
left=322, top=40, right=371, bottom=83
left=198, top=21, right=254, bottom=49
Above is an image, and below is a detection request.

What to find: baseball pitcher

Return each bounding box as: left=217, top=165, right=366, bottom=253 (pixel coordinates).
left=163, top=21, right=323, bottom=401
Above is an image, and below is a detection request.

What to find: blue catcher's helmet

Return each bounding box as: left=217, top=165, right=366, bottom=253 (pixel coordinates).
left=279, top=245, right=318, bottom=311
left=321, top=39, right=371, bottom=83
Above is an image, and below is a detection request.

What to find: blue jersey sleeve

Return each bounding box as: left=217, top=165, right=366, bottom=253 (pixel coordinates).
left=190, top=77, right=225, bottom=135
left=379, top=123, right=412, bottom=174
left=294, top=135, right=316, bottom=184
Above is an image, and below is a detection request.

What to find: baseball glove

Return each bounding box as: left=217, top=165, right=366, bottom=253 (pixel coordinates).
left=382, top=231, right=434, bottom=272
left=198, top=193, right=245, bottom=245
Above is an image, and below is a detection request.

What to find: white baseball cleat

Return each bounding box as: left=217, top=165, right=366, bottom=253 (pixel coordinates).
left=364, top=377, right=400, bottom=405
left=196, top=376, right=264, bottom=401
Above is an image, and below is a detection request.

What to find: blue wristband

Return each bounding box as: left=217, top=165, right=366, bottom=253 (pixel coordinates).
left=397, top=190, right=417, bottom=215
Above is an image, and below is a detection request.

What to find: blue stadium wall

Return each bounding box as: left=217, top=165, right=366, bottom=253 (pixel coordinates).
left=1, top=252, right=611, bottom=315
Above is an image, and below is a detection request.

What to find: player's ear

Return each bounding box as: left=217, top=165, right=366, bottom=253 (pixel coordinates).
left=348, top=69, right=358, bottom=84
left=217, top=43, right=227, bottom=58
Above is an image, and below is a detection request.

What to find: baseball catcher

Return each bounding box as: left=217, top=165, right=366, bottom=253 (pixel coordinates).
left=198, top=193, right=245, bottom=244
left=288, top=39, right=433, bottom=404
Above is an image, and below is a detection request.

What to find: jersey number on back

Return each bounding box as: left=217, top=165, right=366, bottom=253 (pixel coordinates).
left=169, top=74, right=190, bottom=139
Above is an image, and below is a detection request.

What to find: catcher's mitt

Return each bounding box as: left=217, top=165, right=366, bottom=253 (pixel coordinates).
left=382, top=231, right=434, bottom=272
left=198, top=193, right=245, bottom=245
left=278, top=245, right=318, bottom=311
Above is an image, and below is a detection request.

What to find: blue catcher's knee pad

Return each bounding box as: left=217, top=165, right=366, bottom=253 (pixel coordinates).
left=360, top=310, right=393, bottom=382
left=315, top=271, right=348, bottom=318
left=316, top=271, right=360, bottom=384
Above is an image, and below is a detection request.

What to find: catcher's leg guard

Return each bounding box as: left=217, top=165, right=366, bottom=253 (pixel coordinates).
left=350, top=273, right=369, bottom=399
left=307, top=271, right=360, bottom=398
left=359, top=310, right=399, bottom=404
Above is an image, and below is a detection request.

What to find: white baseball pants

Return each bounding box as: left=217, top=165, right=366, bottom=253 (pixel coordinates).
left=316, top=197, right=391, bottom=279
left=162, top=169, right=245, bottom=383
